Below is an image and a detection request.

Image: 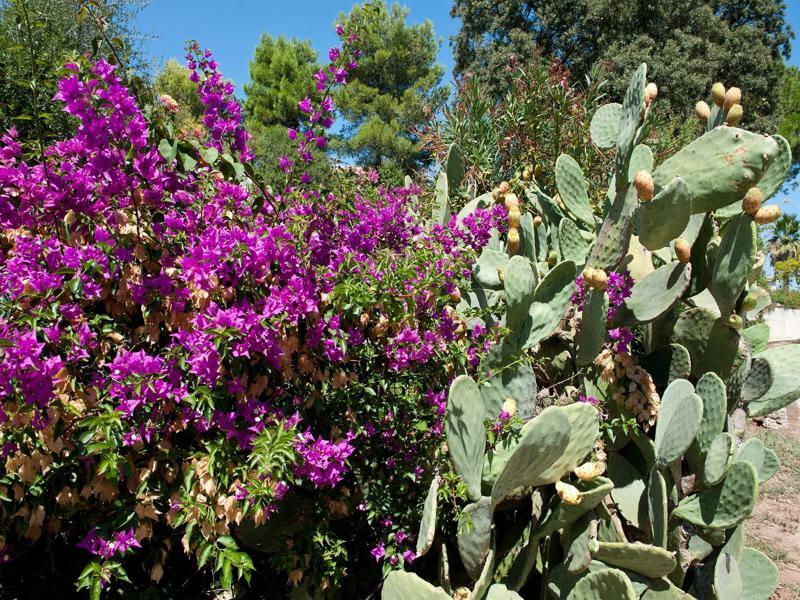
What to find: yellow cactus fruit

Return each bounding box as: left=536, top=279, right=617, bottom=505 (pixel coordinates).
left=674, top=238, right=691, bottom=263
left=581, top=266, right=595, bottom=283
left=508, top=207, right=521, bottom=229
left=574, top=461, right=606, bottom=481
left=583, top=267, right=608, bottom=291
left=507, top=228, right=520, bottom=255
left=522, top=166, right=532, bottom=181
left=741, top=187, right=763, bottom=216
left=501, top=397, right=517, bottom=418
left=633, top=170, right=654, bottom=201
left=534, top=164, right=543, bottom=177
left=498, top=181, right=510, bottom=196
left=695, top=100, right=711, bottom=121
left=504, top=193, right=520, bottom=211
left=711, top=82, right=726, bottom=106
left=754, top=205, right=781, bottom=224
left=555, top=480, right=583, bottom=505
left=533, top=215, right=543, bottom=228
left=725, top=103, right=743, bottom=126
left=724, top=86, right=741, bottom=111
left=644, top=82, right=658, bottom=105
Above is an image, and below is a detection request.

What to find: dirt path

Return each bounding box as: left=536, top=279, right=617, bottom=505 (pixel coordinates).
left=747, top=401, right=800, bottom=600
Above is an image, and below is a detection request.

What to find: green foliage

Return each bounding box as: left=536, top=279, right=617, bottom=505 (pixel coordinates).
left=778, top=66, right=800, bottom=182
left=153, top=58, right=205, bottom=133
left=333, top=0, right=448, bottom=175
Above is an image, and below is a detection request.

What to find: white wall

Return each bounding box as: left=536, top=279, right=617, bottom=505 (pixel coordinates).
left=763, top=306, right=800, bottom=343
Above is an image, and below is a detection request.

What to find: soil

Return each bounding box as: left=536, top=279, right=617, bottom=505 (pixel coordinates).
left=746, top=401, right=800, bottom=600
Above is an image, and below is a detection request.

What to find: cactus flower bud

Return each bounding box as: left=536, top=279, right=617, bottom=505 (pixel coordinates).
left=644, top=82, right=658, bottom=105
left=633, top=170, right=654, bottom=201
left=533, top=215, right=543, bottom=228
left=695, top=100, right=711, bottom=121
left=674, top=238, right=691, bottom=263
left=741, top=293, right=758, bottom=312
left=725, top=103, right=743, bottom=126
left=507, top=228, right=520, bottom=255
left=574, top=461, right=606, bottom=481
left=724, top=87, right=741, bottom=111
left=547, top=250, right=557, bottom=267
left=497, top=267, right=505, bottom=283
left=555, top=481, right=583, bottom=505
left=504, top=193, right=520, bottom=211
left=502, top=397, right=517, bottom=418
left=727, top=314, right=744, bottom=330
left=741, top=187, right=763, bottom=216
left=508, top=207, right=521, bottom=229
left=754, top=204, right=780, bottom=224
left=711, top=82, right=726, bottom=106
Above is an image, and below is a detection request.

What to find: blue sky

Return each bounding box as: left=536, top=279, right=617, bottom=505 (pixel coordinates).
left=136, top=1, right=799, bottom=208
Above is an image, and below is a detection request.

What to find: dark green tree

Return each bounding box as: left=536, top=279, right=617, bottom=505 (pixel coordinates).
left=0, top=0, right=147, bottom=152
left=335, top=0, right=449, bottom=179
left=451, top=0, right=793, bottom=132
left=779, top=65, right=800, bottom=183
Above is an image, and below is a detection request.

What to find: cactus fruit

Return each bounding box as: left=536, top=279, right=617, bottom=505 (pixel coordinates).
left=725, top=103, right=743, bottom=126
left=582, top=267, right=608, bottom=291
left=533, top=215, right=543, bottom=228
left=711, top=82, right=726, bottom=106
left=505, top=193, right=520, bottom=211
left=741, top=187, right=762, bottom=215
left=508, top=207, right=521, bottom=229
left=556, top=480, right=583, bottom=505
left=644, top=82, right=658, bottom=105
left=724, top=87, right=742, bottom=111
left=674, top=238, right=691, bottom=263
left=753, top=204, right=780, bottom=224
left=507, top=228, right=520, bottom=255
left=574, top=461, right=606, bottom=481
left=695, top=100, right=711, bottom=121
left=633, top=170, right=654, bottom=200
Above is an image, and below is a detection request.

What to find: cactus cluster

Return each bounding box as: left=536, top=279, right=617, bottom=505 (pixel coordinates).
left=383, top=64, right=794, bottom=599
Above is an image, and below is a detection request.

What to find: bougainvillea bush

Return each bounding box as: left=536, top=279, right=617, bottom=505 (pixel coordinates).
left=0, top=16, right=508, bottom=598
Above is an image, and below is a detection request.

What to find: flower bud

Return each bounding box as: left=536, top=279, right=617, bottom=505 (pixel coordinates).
left=533, top=215, right=543, bottom=228
left=574, top=461, right=606, bottom=481
left=547, top=250, right=557, bottom=267
left=674, top=238, right=691, bottom=263
left=741, top=293, right=758, bottom=312
left=555, top=480, right=583, bottom=505
left=633, top=170, right=654, bottom=201
left=507, top=228, right=520, bottom=255
left=695, top=100, right=711, bottom=121
left=725, top=103, right=743, bottom=126
left=754, top=204, right=780, bottom=224
left=711, top=82, right=726, bottom=106
left=644, top=82, right=658, bottom=105
left=724, top=87, right=741, bottom=111
left=508, top=207, right=521, bottom=229
left=727, top=314, right=743, bottom=330
left=741, top=187, right=762, bottom=216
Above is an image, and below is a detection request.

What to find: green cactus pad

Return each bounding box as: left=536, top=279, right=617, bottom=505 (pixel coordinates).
left=536, top=477, right=615, bottom=540
left=693, top=372, right=728, bottom=455
left=648, top=469, right=668, bottom=549
left=590, top=103, right=622, bottom=149
left=608, top=452, right=647, bottom=529
left=628, top=144, right=655, bottom=182
left=612, top=262, right=691, bottom=327
left=710, top=213, right=756, bottom=316
left=536, top=402, right=600, bottom=483
left=703, top=433, right=734, bottom=486
left=743, top=323, right=770, bottom=354
left=687, top=215, right=716, bottom=297
left=472, top=545, right=496, bottom=600
left=559, top=218, right=590, bottom=265
left=635, top=177, right=691, bottom=251
left=381, top=571, right=452, bottom=600
left=589, top=185, right=639, bottom=271
left=639, top=344, right=691, bottom=390
left=756, top=134, right=792, bottom=200
left=655, top=379, right=703, bottom=470
left=576, top=289, right=608, bottom=366
left=458, top=496, right=493, bottom=580
left=673, top=308, right=740, bottom=379
left=522, top=260, right=576, bottom=349
left=504, top=256, right=537, bottom=333
left=713, top=553, right=742, bottom=600
left=592, top=542, right=677, bottom=579
left=490, top=407, right=571, bottom=505
left=615, top=63, right=647, bottom=180
left=446, top=376, right=487, bottom=501
left=624, top=235, right=655, bottom=281
left=556, top=154, right=594, bottom=227
left=672, top=461, right=758, bottom=529
left=652, top=126, right=780, bottom=214
left=739, top=547, right=779, bottom=600
left=480, top=360, right=538, bottom=420
left=433, top=171, right=450, bottom=226
left=519, top=212, right=537, bottom=263
left=473, top=248, right=508, bottom=290
left=486, top=584, right=524, bottom=600
left=416, top=476, right=439, bottom=557
left=744, top=344, right=800, bottom=417
left=566, top=568, right=637, bottom=600
left=733, top=438, right=779, bottom=483
left=445, top=142, right=465, bottom=192
left=563, top=513, right=596, bottom=573
left=457, top=192, right=493, bottom=221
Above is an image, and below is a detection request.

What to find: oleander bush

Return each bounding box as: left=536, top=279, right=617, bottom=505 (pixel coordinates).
left=0, top=10, right=797, bottom=600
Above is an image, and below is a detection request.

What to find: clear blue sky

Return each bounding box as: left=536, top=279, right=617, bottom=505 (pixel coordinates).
left=136, top=0, right=800, bottom=207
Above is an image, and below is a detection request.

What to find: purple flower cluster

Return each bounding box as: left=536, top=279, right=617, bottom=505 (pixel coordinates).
left=294, top=431, right=356, bottom=488
left=572, top=269, right=634, bottom=353
left=77, top=527, right=141, bottom=559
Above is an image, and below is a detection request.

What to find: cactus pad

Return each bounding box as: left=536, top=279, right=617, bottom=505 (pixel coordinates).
left=417, top=475, right=439, bottom=557
left=473, top=248, right=509, bottom=290
left=672, top=461, right=757, bottom=529
left=673, top=308, right=740, bottom=379
left=628, top=144, right=654, bottom=182
left=536, top=402, right=600, bottom=484
left=523, top=260, right=576, bottom=349
left=635, top=177, right=691, bottom=251
left=639, top=344, right=691, bottom=390
left=648, top=469, right=668, bottom=549
left=445, top=142, right=465, bottom=192
left=504, top=256, right=537, bottom=333
left=433, top=171, right=450, bottom=226
left=458, top=496, right=493, bottom=580
left=693, top=372, right=727, bottom=455
left=739, top=547, right=779, bottom=600
left=702, top=432, right=734, bottom=486
left=592, top=542, right=677, bottom=579
left=733, top=438, right=779, bottom=483
left=590, top=103, right=622, bottom=149
left=654, top=379, right=703, bottom=470
left=446, top=376, right=487, bottom=501
left=743, top=322, right=770, bottom=354
left=559, top=218, right=590, bottom=265
left=744, top=344, right=800, bottom=417
left=608, top=452, right=647, bottom=529
left=486, top=584, right=524, bottom=600
left=576, top=289, right=608, bottom=365
left=556, top=154, right=594, bottom=227
left=710, top=213, right=756, bottom=316
left=566, top=568, right=637, bottom=600
left=756, top=134, right=792, bottom=200
left=616, top=63, right=647, bottom=180
left=381, top=571, right=452, bottom=600
left=613, top=262, right=691, bottom=326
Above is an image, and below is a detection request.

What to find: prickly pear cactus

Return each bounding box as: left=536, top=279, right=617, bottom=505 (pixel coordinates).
left=382, top=66, right=792, bottom=600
